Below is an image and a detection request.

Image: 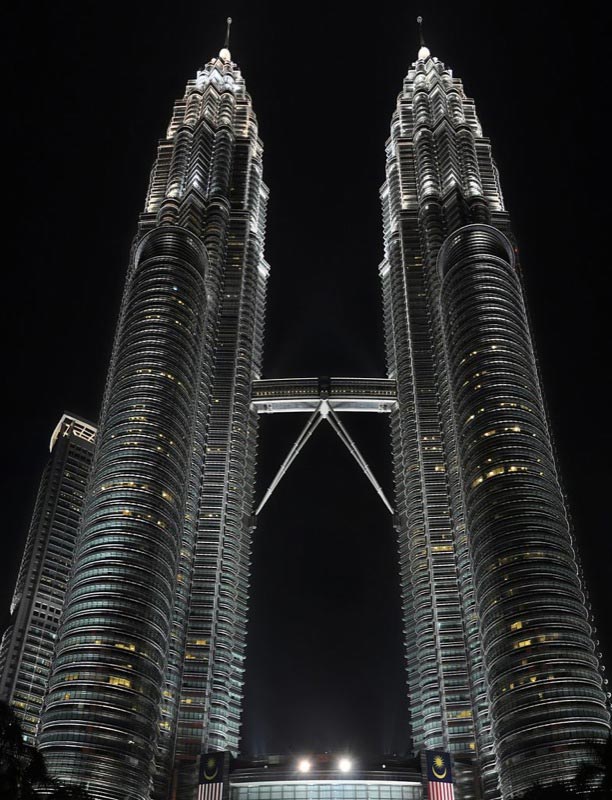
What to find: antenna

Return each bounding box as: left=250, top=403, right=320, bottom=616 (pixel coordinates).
left=417, top=15, right=426, bottom=48
left=416, top=16, right=430, bottom=59
left=224, top=16, right=232, bottom=49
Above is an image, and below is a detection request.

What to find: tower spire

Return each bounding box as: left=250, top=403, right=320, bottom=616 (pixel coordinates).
left=219, top=16, right=232, bottom=62
left=417, top=15, right=425, bottom=47
left=416, top=15, right=431, bottom=60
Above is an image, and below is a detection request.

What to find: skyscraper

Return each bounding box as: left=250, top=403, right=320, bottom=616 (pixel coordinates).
left=379, top=30, right=609, bottom=798
left=37, top=27, right=269, bottom=800
left=0, top=414, right=96, bottom=742
left=1, top=17, right=608, bottom=800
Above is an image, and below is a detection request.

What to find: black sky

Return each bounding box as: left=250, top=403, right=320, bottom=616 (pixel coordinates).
left=3, top=0, right=611, bottom=759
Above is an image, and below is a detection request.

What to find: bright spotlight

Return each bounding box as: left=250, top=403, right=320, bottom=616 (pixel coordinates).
left=297, top=758, right=311, bottom=773
left=338, top=757, right=352, bottom=773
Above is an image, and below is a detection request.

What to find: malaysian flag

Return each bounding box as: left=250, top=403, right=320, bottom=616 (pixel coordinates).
left=425, top=751, right=455, bottom=800
left=198, top=751, right=227, bottom=800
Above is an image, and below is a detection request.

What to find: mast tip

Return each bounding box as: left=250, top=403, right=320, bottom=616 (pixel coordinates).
left=416, top=15, right=430, bottom=59
left=220, top=16, right=233, bottom=61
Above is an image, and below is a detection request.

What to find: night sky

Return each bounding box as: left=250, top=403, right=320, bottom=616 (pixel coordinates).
left=3, top=0, right=611, bottom=760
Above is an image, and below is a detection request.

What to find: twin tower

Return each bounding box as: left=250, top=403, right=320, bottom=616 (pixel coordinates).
left=3, top=24, right=610, bottom=800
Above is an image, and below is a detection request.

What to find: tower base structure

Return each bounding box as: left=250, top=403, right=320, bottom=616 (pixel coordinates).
left=174, top=752, right=482, bottom=800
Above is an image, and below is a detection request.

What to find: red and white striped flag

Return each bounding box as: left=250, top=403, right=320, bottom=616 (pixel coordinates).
left=197, top=780, right=223, bottom=800
left=198, top=752, right=227, bottom=800
left=425, top=751, right=455, bottom=800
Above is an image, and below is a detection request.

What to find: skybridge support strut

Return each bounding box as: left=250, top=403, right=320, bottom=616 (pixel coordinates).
left=254, top=399, right=393, bottom=516
left=255, top=404, right=325, bottom=516
left=326, top=408, right=394, bottom=515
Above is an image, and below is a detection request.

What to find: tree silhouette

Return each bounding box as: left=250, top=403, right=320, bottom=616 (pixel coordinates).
left=576, top=734, right=612, bottom=798
left=48, top=788, right=93, bottom=800
left=0, top=700, right=48, bottom=799
left=516, top=783, right=577, bottom=799
left=515, top=737, right=612, bottom=800
left=0, top=701, right=91, bottom=800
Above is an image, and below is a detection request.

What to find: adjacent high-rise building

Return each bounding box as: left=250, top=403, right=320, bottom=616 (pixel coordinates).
left=2, top=21, right=609, bottom=800
left=0, top=414, right=96, bottom=742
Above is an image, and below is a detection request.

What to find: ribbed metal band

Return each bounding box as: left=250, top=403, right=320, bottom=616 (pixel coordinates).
left=439, top=224, right=609, bottom=796
left=38, top=226, right=208, bottom=800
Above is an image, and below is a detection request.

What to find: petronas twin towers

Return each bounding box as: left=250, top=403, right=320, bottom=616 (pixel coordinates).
left=3, top=20, right=610, bottom=800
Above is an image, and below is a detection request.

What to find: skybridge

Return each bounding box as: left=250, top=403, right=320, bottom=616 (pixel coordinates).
left=251, top=377, right=397, bottom=516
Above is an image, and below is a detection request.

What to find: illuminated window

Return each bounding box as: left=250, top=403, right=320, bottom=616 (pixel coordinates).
left=109, top=676, right=132, bottom=688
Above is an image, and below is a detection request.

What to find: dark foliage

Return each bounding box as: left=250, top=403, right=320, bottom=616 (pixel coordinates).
left=517, top=783, right=577, bottom=799
left=47, top=788, right=93, bottom=800
left=517, top=737, right=612, bottom=799
left=576, top=735, right=612, bottom=798
left=0, top=702, right=91, bottom=800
